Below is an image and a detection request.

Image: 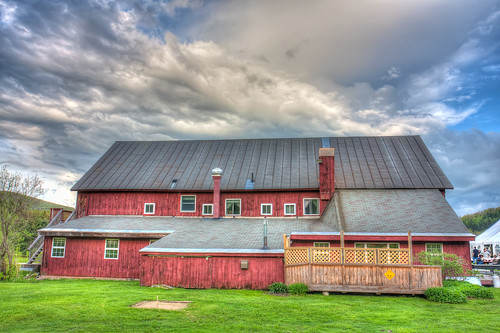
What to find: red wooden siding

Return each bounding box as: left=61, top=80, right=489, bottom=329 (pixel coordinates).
left=291, top=239, right=472, bottom=269
left=77, top=191, right=323, bottom=218
left=140, top=253, right=284, bottom=289
left=41, top=237, right=150, bottom=279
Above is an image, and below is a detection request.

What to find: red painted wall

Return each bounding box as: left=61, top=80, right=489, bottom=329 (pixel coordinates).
left=41, top=237, right=150, bottom=279
left=291, top=239, right=472, bottom=269
left=140, top=253, right=285, bottom=289
left=77, top=191, right=323, bottom=218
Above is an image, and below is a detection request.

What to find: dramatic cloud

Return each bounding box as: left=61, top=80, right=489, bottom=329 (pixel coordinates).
left=0, top=0, right=498, bottom=215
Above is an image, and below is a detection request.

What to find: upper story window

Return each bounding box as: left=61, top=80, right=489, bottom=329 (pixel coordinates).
left=181, top=195, right=196, bottom=212
left=261, top=204, right=272, bottom=215
left=284, top=203, right=296, bottom=215
left=226, top=199, right=241, bottom=215
left=303, top=198, right=319, bottom=215
left=203, top=204, right=213, bottom=215
left=51, top=237, right=66, bottom=258
left=104, top=239, right=119, bottom=259
left=144, top=203, right=155, bottom=215
left=314, top=242, right=330, bottom=248
left=425, top=243, right=443, bottom=254
left=355, top=243, right=399, bottom=249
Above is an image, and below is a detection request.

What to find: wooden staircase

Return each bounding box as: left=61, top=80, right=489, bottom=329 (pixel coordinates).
left=22, top=209, right=75, bottom=271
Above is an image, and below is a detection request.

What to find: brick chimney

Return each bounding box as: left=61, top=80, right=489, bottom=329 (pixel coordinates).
left=212, top=167, right=223, bottom=218
left=318, top=148, right=335, bottom=200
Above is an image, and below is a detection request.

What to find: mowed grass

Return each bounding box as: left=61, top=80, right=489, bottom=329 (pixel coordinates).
left=0, top=279, right=499, bottom=332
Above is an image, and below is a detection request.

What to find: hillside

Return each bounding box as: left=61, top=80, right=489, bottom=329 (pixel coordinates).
left=461, top=207, right=500, bottom=234
left=29, top=196, right=74, bottom=211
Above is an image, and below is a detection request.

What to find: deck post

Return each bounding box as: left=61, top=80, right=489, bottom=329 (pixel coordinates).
left=408, top=231, right=413, bottom=264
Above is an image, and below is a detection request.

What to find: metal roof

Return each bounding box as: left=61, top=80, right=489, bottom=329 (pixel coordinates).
left=71, top=136, right=453, bottom=191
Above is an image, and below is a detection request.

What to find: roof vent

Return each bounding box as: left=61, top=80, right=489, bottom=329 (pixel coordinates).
left=212, top=167, right=223, bottom=176
left=170, top=179, right=178, bottom=189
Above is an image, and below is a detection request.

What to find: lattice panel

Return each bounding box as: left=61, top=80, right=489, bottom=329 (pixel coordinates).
left=312, top=249, right=330, bottom=263
left=379, top=250, right=410, bottom=265
left=329, top=249, right=342, bottom=263
left=285, top=249, right=309, bottom=265
left=344, top=249, right=376, bottom=264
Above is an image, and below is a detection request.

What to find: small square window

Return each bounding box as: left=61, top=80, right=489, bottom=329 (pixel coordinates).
left=144, top=203, right=155, bottom=215
left=425, top=243, right=443, bottom=254
left=314, top=242, right=330, bottom=248
left=304, top=198, right=319, bottom=215
left=284, top=203, right=296, bottom=215
left=181, top=195, right=196, bottom=212
left=261, top=204, right=272, bottom=215
left=105, top=239, right=119, bottom=259
left=51, top=237, right=66, bottom=258
left=226, top=199, right=241, bottom=215
left=203, top=204, right=213, bottom=215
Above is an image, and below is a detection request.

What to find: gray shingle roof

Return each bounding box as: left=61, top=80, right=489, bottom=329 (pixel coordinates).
left=71, top=136, right=453, bottom=191
left=40, top=215, right=337, bottom=251
left=335, top=189, right=470, bottom=234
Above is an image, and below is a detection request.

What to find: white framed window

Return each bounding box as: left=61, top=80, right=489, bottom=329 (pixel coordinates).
left=181, top=195, right=196, bottom=212
left=203, top=204, right=213, bottom=215
left=144, top=203, right=155, bottom=215
left=104, top=239, right=119, bottom=259
left=314, top=242, right=330, bottom=248
left=303, top=198, right=320, bottom=215
left=284, top=203, right=296, bottom=215
left=51, top=237, right=66, bottom=258
left=261, top=204, right=272, bottom=215
left=425, top=243, right=443, bottom=254
left=225, top=199, right=241, bottom=215
left=355, top=243, right=400, bottom=249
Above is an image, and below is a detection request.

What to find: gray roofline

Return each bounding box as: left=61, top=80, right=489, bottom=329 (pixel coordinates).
left=40, top=228, right=175, bottom=234
left=291, top=232, right=475, bottom=237
left=140, top=248, right=284, bottom=254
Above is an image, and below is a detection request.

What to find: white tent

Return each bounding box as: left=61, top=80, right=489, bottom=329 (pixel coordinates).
left=470, top=219, right=500, bottom=256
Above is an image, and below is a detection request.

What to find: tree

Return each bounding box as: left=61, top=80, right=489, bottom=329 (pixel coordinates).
left=0, top=166, right=45, bottom=277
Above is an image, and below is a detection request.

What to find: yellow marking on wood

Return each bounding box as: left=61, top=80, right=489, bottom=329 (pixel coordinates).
left=384, top=269, right=395, bottom=280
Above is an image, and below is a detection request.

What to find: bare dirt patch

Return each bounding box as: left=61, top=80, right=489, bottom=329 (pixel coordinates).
left=131, top=300, right=191, bottom=310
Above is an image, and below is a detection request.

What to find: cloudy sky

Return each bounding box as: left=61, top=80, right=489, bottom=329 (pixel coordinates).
left=1, top=0, right=499, bottom=216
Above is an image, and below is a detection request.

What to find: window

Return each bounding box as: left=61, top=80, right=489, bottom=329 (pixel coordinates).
left=284, top=203, right=296, bottom=215
left=261, top=204, right=272, bottom=215
left=144, top=203, right=155, bottom=215
left=181, top=195, right=196, bottom=212
left=51, top=238, right=66, bottom=258
left=303, top=198, right=319, bottom=215
left=355, top=243, right=400, bottom=249
left=425, top=243, right=443, bottom=254
left=104, top=239, right=119, bottom=259
left=203, top=204, right=213, bottom=215
left=225, top=199, right=241, bottom=215
left=314, top=242, right=330, bottom=247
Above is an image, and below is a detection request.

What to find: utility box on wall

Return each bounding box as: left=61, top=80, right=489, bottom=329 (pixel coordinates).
left=240, top=260, right=249, bottom=270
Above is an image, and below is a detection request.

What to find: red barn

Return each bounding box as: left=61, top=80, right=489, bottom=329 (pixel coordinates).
left=38, top=136, right=474, bottom=290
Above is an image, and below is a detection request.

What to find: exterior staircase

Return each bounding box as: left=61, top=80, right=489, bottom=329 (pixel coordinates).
left=22, top=209, right=75, bottom=271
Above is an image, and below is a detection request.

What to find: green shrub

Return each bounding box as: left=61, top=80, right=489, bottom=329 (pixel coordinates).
left=416, top=251, right=468, bottom=279
left=268, top=282, right=288, bottom=294
left=288, top=283, right=309, bottom=295
left=424, top=287, right=467, bottom=304
left=443, top=280, right=494, bottom=299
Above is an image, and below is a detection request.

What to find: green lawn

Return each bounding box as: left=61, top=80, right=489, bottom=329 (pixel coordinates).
left=0, top=279, right=498, bottom=332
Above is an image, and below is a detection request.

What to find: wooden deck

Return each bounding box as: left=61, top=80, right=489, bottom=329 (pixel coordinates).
left=284, top=236, right=442, bottom=294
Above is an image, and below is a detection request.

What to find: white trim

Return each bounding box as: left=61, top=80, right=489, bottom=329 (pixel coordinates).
left=284, top=203, right=296, bottom=215
left=180, top=195, right=196, bottom=212
left=225, top=198, right=241, bottom=215
left=425, top=243, right=443, bottom=253
left=51, top=237, right=66, bottom=258
left=354, top=242, right=400, bottom=249
left=104, top=239, right=120, bottom=259
left=202, top=204, right=213, bottom=216
left=261, top=203, right=272, bottom=216
left=303, top=198, right=320, bottom=215
left=144, top=203, right=155, bottom=215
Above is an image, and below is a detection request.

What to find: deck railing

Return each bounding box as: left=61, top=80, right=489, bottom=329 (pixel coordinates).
left=285, top=247, right=411, bottom=266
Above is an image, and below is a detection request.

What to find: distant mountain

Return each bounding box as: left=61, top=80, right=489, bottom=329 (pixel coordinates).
left=461, top=207, right=500, bottom=235
left=29, top=197, right=74, bottom=211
